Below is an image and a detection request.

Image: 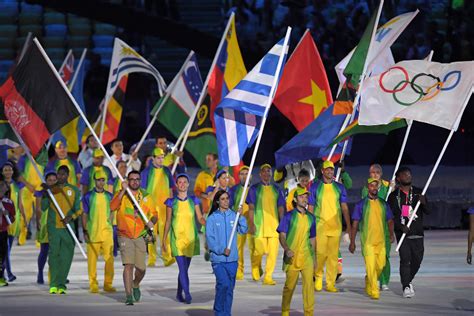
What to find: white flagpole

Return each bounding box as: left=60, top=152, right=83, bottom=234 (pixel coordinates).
left=33, top=38, right=152, bottom=227
left=170, top=13, right=236, bottom=174
left=335, top=0, right=384, bottom=181
left=128, top=51, right=195, bottom=168
left=10, top=126, right=87, bottom=258
left=226, top=27, right=292, bottom=250
left=384, top=51, right=434, bottom=199
left=395, top=90, right=472, bottom=252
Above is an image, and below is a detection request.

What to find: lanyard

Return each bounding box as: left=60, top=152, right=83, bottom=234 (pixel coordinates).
left=396, top=187, right=412, bottom=225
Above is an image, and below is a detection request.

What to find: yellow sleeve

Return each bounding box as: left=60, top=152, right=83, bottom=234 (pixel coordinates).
left=286, top=188, right=296, bottom=211
left=194, top=172, right=205, bottom=196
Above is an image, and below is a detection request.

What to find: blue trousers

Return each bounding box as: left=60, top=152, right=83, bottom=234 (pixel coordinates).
left=37, top=243, right=49, bottom=282
left=113, top=226, right=118, bottom=257
left=176, top=256, right=192, bottom=299
left=212, top=261, right=238, bottom=316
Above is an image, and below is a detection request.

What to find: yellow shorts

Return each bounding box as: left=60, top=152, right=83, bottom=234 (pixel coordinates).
left=118, top=236, right=147, bottom=271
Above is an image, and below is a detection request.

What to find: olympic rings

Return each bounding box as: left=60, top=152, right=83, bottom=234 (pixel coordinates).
left=378, top=66, right=462, bottom=106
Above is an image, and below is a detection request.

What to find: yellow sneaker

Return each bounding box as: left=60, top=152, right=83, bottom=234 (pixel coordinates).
left=49, top=287, right=58, bottom=294
left=314, top=278, right=323, bottom=292
left=89, top=285, right=99, bottom=294
left=326, top=286, right=339, bottom=293
left=58, top=288, right=67, bottom=295
left=147, top=262, right=156, bottom=267
left=370, top=291, right=380, bottom=300
left=104, top=286, right=117, bottom=293
left=236, top=271, right=244, bottom=280
left=263, top=278, right=276, bottom=285
left=251, top=267, right=261, bottom=281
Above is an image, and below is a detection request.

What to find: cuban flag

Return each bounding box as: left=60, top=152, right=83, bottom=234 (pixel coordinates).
left=214, top=38, right=289, bottom=166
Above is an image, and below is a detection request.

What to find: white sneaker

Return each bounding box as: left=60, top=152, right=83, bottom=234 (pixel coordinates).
left=409, top=283, right=415, bottom=296
left=403, top=287, right=413, bottom=298
left=381, top=284, right=390, bottom=291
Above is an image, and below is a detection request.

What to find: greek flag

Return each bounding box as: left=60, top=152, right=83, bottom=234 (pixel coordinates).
left=214, top=38, right=288, bottom=166
left=106, top=38, right=166, bottom=102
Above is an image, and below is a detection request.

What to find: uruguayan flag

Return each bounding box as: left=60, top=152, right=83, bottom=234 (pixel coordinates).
left=214, top=38, right=288, bottom=166
left=106, top=38, right=166, bottom=102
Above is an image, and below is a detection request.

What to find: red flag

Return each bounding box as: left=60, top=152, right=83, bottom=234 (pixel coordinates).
left=0, top=40, right=79, bottom=156
left=273, top=31, right=333, bottom=131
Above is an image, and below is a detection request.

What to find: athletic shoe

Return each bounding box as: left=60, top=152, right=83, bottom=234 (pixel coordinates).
left=104, top=286, right=117, bottom=293
left=0, top=278, right=8, bottom=287
left=326, top=286, right=339, bottom=293
left=263, top=278, right=276, bottom=285
left=314, top=278, right=323, bottom=292
left=336, top=275, right=346, bottom=284
left=409, top=283, right=415, bottom=296
left=381, top=284, right=390, bottom=291
left=184, top=294, right=192, bottom=304
left=7, top=274, right=16, bottom=282
left=204, top=251, right=210, bottom=262
left=89, top=285, right=99, bottom=293
left=251, top=267, right=261, bottom=281
left=133, top=287, right=141, bottom=302
left=58, top=288, right=66, bottom=294
left=125, top=295, right=134, bottom=306
left=403, top=287, right=413, bottom=298
left=370, top=291, right=380, bottom=300
left=236, top=271, right=244, bottom=280
left=37, top=275, right=44, bottom=285
left=176, top=293, right=185, bottom=303
left=49, top=287, right=58, bottom=294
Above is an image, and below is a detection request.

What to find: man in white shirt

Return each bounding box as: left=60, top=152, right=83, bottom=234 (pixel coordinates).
left=103, top=139, right=141, bottom=176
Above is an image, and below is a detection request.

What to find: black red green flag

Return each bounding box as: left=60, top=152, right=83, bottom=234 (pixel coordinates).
left=0, top=40, right=79, bottom=156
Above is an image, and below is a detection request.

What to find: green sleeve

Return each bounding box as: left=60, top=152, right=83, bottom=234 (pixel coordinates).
left=341, top=171, right=352, bottom=190
left=41, top=196, right=50, bottom=212
left=71, top=186, right=83, bottom=219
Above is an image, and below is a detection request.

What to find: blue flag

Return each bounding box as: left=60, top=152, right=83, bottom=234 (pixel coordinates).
left=214, top=38, right=288, bottom=166
left=275, top=104, right=352, bottom=168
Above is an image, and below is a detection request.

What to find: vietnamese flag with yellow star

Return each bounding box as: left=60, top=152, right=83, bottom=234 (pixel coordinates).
left=273, top=30, right=332, bottom=131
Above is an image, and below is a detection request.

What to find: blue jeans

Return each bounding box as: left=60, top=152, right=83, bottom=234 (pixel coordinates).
left=212, top=261, right=238, bottom=316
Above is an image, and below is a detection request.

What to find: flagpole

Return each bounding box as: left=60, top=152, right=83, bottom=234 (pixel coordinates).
left=334, top=0, right=384, bottom=181
left=9, top=125, right=87, bottom=259
left=396, top=90, right=472, bottom=252
left=226, top=27, right=292, bottom=250
left=18, top=32, right=32, bottom=63
left=170, top=13, right=236, bottom=174
left=68, top=48, right=87, bottom=91
left=33, top=38, right=152, bottom=228
left=384, top=51, right=433, bottom=199
left=128, top=51, right=195, bottom=168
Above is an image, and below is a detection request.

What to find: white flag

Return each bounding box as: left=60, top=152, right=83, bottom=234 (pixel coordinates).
left=335, top=10, right=418, bottom=84
left=105, top=38, right=166, bottom=103
left=359, top=60, right=474, bottom=130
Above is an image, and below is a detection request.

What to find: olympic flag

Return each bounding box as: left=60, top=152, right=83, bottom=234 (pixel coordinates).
left=359, top=60, right=474, bottom=131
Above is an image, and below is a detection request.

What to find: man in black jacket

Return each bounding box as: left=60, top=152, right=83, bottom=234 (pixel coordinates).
left=388, top=166, right=429, bottom=298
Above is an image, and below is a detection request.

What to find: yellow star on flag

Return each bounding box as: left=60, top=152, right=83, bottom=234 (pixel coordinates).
left=298, top=80, right=327, bottom=117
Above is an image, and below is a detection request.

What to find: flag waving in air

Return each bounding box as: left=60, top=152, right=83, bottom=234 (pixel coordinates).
left=214, top=38, right=289, bottom=166
left=273, top=30, right=332, bottom=131
left=359, top=60, right=474, bottom=130
left=106, top=38, right=166, bottom=104
left=0, top=39, right=79, bottom=156
left=208, top=13, right=247, bottom=126
left=59, top=49, right=75, bottom=86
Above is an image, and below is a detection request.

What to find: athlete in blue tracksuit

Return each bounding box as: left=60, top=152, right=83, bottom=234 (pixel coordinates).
left=206, top=190, right=248, bottom=316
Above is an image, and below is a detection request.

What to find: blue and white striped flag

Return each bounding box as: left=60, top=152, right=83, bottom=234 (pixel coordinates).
left=214, top=38, right=288, bottom=166
left=106, top=38, right=166, bottom=103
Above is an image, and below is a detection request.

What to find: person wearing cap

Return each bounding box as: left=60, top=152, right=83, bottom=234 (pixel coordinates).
left=43, top=165, right=82, bottom=294
left=309, top=160, right=351, bottom=292
left=361, top=164, right=395, bottom=291
left=246, top=164, right=285, bottom=285
left=155, top=135, right=186, bottom=172
left=78, top=135, right=99, bottom=169
left=46, top=141, right=82, bottom=187
left=1, top=162, right=26, bottom=282
left=17, top=151, right=46, bottom=245
left=0, top=180, right=16, bottom=287
left=162, top=173, right=206, bottom=304
left=229, top=165, right=253, bottom=280
left=350, top=178, right=395, bottom=300
left=82, top=170, right=116, bottom=293
left=194, top=153, right=219, bottom=216
left=103, top=139, right=141, bottom=177
left=110, top=170, right=157, bottom=305
left=80, top=149, right=114, bottom=195
left=285, top=169, right=311, bottom=212
left=278, top=187, right=316, bottom=316
left=34, top=170, right=57, bottom=284
left=140, top=147, right=175, bottom=267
